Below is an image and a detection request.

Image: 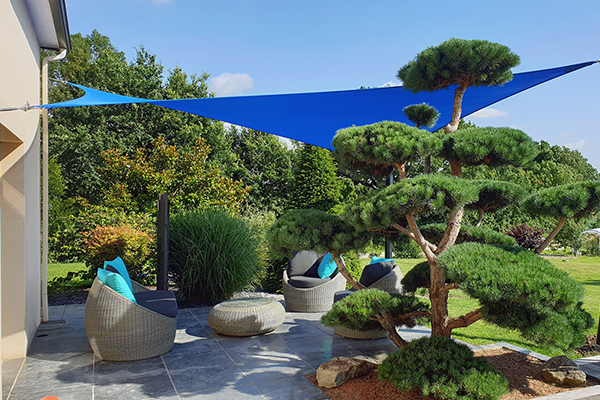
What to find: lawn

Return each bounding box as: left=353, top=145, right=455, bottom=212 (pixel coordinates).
left=395, top=256, right=600, bottom=358
left=48, top=262, right=91, bottom=293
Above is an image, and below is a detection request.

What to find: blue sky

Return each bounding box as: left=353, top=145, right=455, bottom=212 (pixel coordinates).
left=65, top=0, right=600, bottom=168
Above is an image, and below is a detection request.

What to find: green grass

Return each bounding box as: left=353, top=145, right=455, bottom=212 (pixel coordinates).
left=48, top=262, right=92, bottom=294
left=393, top=256, right=600, bottom=358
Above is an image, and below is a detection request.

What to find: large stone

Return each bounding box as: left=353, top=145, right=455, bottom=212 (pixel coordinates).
left=316, top=357, right=377, bottom=388
left=542, top=356, right=587, bottom=387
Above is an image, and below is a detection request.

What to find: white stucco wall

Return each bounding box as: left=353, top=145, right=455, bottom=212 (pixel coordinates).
left=0, top=0, right=43, bottom=359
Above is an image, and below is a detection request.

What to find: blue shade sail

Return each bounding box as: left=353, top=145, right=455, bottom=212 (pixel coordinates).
left=41, top=61, right=596, bottom=150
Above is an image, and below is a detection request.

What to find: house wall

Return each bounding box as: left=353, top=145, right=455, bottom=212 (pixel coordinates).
left=0, top=0, right=43, bottom=359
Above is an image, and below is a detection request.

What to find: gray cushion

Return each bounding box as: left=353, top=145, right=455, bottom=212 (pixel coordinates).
left=334, top=289, right=356, bottom=303
left=288, top=275, right=331, bottom=288
left=287, top=251, right=320, bottom=277
left=134, top=291, right=178, bottom=318
left=359, top=261, right=395, bottom=287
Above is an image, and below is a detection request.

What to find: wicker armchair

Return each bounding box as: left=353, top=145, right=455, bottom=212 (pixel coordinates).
left=283, top=269, right=346, bottom=312
left=84, top=277, right=177, bottom=361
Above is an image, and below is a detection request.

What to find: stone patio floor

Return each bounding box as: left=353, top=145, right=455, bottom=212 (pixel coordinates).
left=4, top=302, right=600, bottom=400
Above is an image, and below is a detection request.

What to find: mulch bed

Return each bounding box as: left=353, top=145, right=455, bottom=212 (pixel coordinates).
left=306, top=346, right=600, bottom=400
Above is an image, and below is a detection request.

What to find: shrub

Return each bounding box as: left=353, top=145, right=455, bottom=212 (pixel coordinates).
left=378, top=336, right=508, bottom=400
left=82, top=225, right=153, bottom=281
left=169, top=209, right=263, bottom=303
left=506, top=224, right=544, bottom=250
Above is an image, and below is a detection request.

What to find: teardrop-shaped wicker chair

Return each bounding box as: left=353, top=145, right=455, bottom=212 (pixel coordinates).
left=84, top=277, right=177, bottom=361
left=283, top=269, right=346, bottom=312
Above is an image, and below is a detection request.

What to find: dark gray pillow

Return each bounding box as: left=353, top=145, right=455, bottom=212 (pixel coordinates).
left=287, top=251, right=320, bottom=277
left=288, top=275, right=331, bottom=288
left=134, top=291, right=178, bottom=318
left=359, top=261, right=395, bottom=287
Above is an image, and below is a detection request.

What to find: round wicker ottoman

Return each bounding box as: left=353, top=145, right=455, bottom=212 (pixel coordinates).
left=208, top=298, right=285, bottom=336
left=333, top=325, right=388, bottom=339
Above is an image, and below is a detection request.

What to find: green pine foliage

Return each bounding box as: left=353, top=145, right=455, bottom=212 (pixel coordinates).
left=266, top=208, right=370, bottom=258
left=439, top=243, right=593, bottom=350
left=401, top=261, right=434, bottom=293
left=333, top=121, right=442, bottom=175
left=440, top=127, right=538, bottom=167
left=321, top=289, right=429, bottom=331
left=378, top=336, right=508, bottom=400
left=419, top=224, right=516, bottom=246
left=403, top=103, right=440, bottom=128
left=397, top=38, right=520, bottom=92
left=169, top=209, right=262, bottom=303
left=344, top=175, right=479, bottom=232
left=523, top=181, right=600, bottom=219
left=288, top=143, right=342, bottom=212
left=465, top=180, right=528, bottom=213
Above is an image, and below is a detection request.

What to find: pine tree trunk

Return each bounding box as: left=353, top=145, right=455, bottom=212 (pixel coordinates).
left=534, top=217, right=567, bottom=255
left=428, top=257, right=452, bottom=337
left=475, top=209, right=484, bottom=227
left=444, top=86, right=467, bottom=134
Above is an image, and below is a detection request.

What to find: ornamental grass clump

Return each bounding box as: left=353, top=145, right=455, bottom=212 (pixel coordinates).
left=169, top=209, right=262, bottom=303
left=378, top=336, right=508, bottom=400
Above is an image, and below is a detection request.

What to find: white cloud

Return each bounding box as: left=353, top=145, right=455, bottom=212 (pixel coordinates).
left=565, top=139, right=586, bottom=150
left=381, top=81, right=400, bottom=88
left=209, top=73, right=254, bottom=96
left=468, top=107, right=509, bottom=119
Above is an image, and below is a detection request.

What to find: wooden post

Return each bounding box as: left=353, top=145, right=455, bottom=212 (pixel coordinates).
left=157, top=194, right=169, bottom=291
left=385, top=173, right=394, bottom=259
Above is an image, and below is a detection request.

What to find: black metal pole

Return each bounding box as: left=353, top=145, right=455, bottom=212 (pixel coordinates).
left=385, top=173, right=394, bottom=259
left=157, top=194, right=169, bottom=291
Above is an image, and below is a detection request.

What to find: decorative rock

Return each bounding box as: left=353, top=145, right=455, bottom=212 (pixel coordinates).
left=316, top=357, right=378, bottom=388
left=542, top=356, right=587, bottom=387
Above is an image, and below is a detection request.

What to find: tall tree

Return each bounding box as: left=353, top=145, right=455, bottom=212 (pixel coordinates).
left=47, top=30, right=235, bottom=203
left=229, top=127, right=295, bottom=214
left=288, top=143, right=342, bottom=212
left=269, top=39, right=593, bottom=351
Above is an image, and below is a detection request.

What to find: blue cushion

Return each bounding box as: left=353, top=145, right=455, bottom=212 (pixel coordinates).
left=97, top=268, right=111, bottom=283
left=370, top=256, right=395, bottom=265
left=317, top=252, right=338, bottom=279
left=105, top=272, right=137, bottom=303
left=104, top=256, right=133, bottom=292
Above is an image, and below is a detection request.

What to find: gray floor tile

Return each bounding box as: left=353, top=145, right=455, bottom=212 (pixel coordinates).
left=178, top=383, right=264, bottom=399
left=94, top=373, right=178, bottom=399
left=6, top=384, right=93, bottom=400
left=19, top=352, right=93, bottom=374
left=9, top=364, right=93, bottom=395
left=162, top=348, right=235, bottom=372
left=93, top=356, right=167, bottom=384
left=254, top=374, right=327, bottom=400
left=169, top=363, right=250, bottom=393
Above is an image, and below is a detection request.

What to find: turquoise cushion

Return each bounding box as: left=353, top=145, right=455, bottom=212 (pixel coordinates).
left=317, top=252, right=338, bottom=279
left=104, top=272, right=137, bottom=303
left=97, top=268, right=110, bottom=284
left=370, top=256, right=395, bottom=265
left=104, top=256, right=133, bottom=292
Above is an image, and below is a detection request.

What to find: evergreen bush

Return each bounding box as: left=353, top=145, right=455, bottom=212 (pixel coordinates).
left=169, top=209, right=262, bottom=303
left=378, top=336, right=508, bottom=400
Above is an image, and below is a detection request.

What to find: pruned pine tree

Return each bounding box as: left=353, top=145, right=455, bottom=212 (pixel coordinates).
left=268, top=38, right=594, bottom=351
